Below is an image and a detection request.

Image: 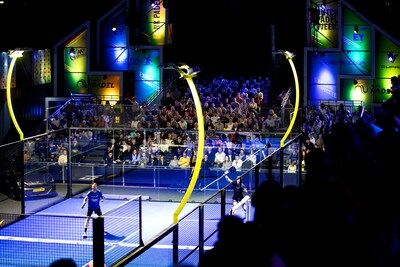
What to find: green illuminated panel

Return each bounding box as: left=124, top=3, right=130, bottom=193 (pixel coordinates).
left=64, top=30, right=88, bottom=94
left=342, top=24, right=371, bottom=51
left=373, top=78, right=393, bottom=103
left=343, top=8, right=370, bottom=51
left=341, top=79, right=373, bottom=106
left=376, top=32, right=400, bottom=78
left=341, top=78, right=392, bottom=106
left=342, top=8, right=371, bottom=76
left=375, top=32, right=400, bottom=102
left=65, top=72, right=88, bottom=94
left=64, top=31, right=87, bottom=73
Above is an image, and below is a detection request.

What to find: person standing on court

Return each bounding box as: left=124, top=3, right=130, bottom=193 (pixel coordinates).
left=225, top=173, right=248, bottom=215
left=81, top=182, right=104, bottom=238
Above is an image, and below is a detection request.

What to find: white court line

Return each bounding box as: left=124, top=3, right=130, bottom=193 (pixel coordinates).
left=0, top=236, right=213, bottom=251
left=0, top=235, right=92, bottom=245
left=181, top=219, right=221, bottom=222
left=104, top=229, right=140, bottom=254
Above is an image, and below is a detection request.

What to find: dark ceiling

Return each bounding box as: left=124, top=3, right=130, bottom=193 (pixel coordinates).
left=0, top=0, right=398, bottom=76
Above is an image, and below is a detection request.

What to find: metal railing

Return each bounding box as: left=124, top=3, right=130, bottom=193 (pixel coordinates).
left=113, top=133, right=303, bottom=267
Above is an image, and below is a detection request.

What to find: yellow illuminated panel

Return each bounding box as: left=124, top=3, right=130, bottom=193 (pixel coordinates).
left=145, top=1, right=166, bottom=45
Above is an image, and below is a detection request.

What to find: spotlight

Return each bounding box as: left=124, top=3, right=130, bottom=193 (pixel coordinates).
left=69, top=48, right=76, bottom=57
left=387, top=52, right=397, bottom=63
left=111, top=24, right=117, bottom=32
left=354, top=25, right=359, bottom=34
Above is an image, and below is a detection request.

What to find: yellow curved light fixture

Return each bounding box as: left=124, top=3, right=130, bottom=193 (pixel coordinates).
left=279, top=50, right=299, bottom=148
left=6, top=50, right=24, bottom=140
left=172, top=64, right=204, bottom=224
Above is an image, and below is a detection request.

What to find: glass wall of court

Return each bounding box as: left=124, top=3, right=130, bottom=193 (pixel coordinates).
left=0, top=126, right=302, bottom=213
left=0, top=123, right=303, bottom=266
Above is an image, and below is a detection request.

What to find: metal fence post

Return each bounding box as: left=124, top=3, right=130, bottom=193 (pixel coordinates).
left=255, top=165, right=260, bottom=190
left=298, top=139, right=303, bottom=186
left=67, top=128, right=72, bottom=197
left=139, top=196, right=144, bottom=246
left=279, top=150, right=284, bottom=188
left=221, top=189, right=226, bottom=216
left=93, top=217, right=105, bottom=267
left=199, top=205, right=204, bottom=257
left=173, top=224, right=179, bottom=264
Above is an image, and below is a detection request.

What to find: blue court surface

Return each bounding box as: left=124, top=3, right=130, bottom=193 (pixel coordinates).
left=0, top=194, right=245, bottom=266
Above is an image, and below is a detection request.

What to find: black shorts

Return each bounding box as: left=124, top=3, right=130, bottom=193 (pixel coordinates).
left=232, top=195, right=243, bottom=202
left=87, top=208, right=102, bottom=217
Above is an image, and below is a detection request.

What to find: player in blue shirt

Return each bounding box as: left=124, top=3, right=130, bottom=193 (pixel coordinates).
left=81, top=182, right=104, bottom=238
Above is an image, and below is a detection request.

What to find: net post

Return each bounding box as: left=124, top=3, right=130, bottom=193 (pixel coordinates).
left=255, top=165, right=260, bottom=190
left=173, top=223, right=179, bottom=264
left=67, top=128, right=72, bottom=198
left=298, top=139, right=303, bottom=186
left=139, top=195, right=144, bottom=246
left=93, top=216, right=105, bottom=267
left=268, top=156, right=273, bottom=181
left=220, top=189, right=226, bottom=216
left=199, top=204, right=204, bottom=256
left=19, top=141, right=25, bottom=214
left=279, top=149, right=284, bottom=188
left=245, top=199, right=251, bottom=222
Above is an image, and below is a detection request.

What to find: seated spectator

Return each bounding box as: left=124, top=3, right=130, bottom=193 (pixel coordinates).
left=58, top=149, right=68, bottom=166
left=169, top=155, right=179, bottom=168
left=104, top=151, right=114, bottom=165
left=152, top=152, right=165, bottom=166
left=214, top=118, right=225, bottom=130
left=287, top=160, right=297, bottom=173
left=263, top=109, right=281, bottom=131
left=139, top=151, right=149, bottom=167
left=314, top=133, right=324, bottom=151
left=114, top=147, right=124, bottom=163
left=226, top=148, right=234, bottom=162
left=238, top=149, right=246, bottom=161
left=202, top=153, right=213, bottom=170
left=23, top=150, right=32, bottom=163
left=178, top=117, right=188, bottom=130
left=224, top=118, right=234, bottom=130
left=231, top=154, right=243, bottom=171
left=248, top=97, right=259, bottom=113
left=190, top=151, right=197, bottom=167
left=246, top=149, right=257, bottom=166
left=221, top=156, right=232, bottom=171
left=178, top=152, right=190, bottom=168
left=131, top=149, right=141, bottom=165
left=71, top=138, right=81, bottom=155
left=214, top=147, right=226, bottom=167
